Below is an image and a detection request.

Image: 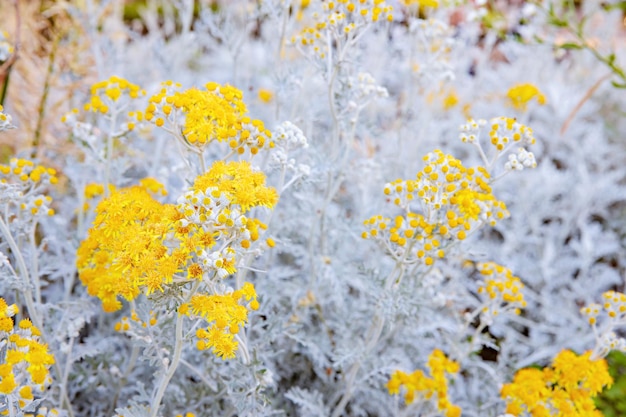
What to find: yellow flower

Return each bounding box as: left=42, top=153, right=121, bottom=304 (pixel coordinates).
left=388, top=349, right=461, bottom=415
left=76, top=185, right=179, bottom=311
left=403, top=0, right=439, bottom=7
left=506, top=83, right=547, bottom=112
left=191, top=161, right=278, bottom=212
left=0, top=298, right=55, bottom=406
left=84, top=76, right=144, bottom=114
left=258, top=88, right=274, bottom=103
left=84, top=183, right=105, bottom=199
left=365, top=150, right=508, bottom=266
left=501, top=350, right=612, bottom=416
left=146, top=82, right=273, bottom=155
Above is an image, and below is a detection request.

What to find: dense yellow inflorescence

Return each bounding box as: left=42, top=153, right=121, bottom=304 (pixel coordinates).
left=581, top=290, right=626, bottom=326
left=476, top=261, right=526, bottom=318
left=77, top=161, right=277, bottom=359
left=506, top=83, right=547, bottom=112
left=501, top=350, right=612, bottom=417
left=387, top=349, right=461, bottom=417
left=0, top=298, right=55, bottom=410
left=181, top=282, right=259, bottom=360
left=82, top=76, right=145, bottom=115
left=362, top=150, right=508, bottom=265
left=293, top=0, right=393, bottom=59
left=76, top=182, right=179, bottom=312
left=143, top=81, right=272, bottom=155
left=77, top=162, right=277, bottom=312
left=0, top=158, right=58, bottom=217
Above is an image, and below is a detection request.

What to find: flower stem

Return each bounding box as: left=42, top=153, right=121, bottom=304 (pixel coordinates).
left=150, top=311, right=185, bottom=417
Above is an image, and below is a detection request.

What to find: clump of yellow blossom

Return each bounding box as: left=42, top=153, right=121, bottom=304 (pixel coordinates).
left=258, top=88, right=274, bottom=103
left=76, top=180, right=180, bottom=311
left=62, top=77, right=145, bottom=135
left=84, top=183, right=105, bottom=200
left=461, top=117, right=536, bottom=154
left=0, top=298, right=55, bottom=413
left=401, top=0, right=439, bottom=17
left=581, top=290, right=626, bottom=326
left=0, top=158, right=58, bottom=217
left=292, top=0, right=393, bottom=60
left=476, top=262, right=526, bottom=320
left=143, top=81, right=272, bottom=156
left=506, top=83, right=547, bottom=112
left=175, top=161, right=278, bottom=280
left=363, top=150, right=508, bottom=267
left=182, top=282, right=260, bottom=360
left=402, top=0, right=439, bottom=7
left=80, top=183, right=109, bottom=212
left=580, top=291, right=626, bottom=357
left=82, top=75, right=145, bottom=115
left=501, top=350, right=612, bottom=417
left=77, top=161, right=276, bottom=322
left=387, top=349, right=461, bottom=417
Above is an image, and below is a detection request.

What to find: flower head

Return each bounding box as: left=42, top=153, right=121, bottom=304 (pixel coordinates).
left=506, top=83, right=547, bottom=112
left=145, top=81, right=272, bottom=156
left=387, top=349, right=461, bottom=416
left=0, top=298, right=55, bottom=412
left=501, top=350, right=612, bottom=416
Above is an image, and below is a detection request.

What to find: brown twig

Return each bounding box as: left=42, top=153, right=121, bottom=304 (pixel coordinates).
left=560, top=73, right=612, bottom=136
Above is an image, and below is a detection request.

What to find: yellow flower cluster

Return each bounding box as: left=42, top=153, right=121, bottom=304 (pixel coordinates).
left=293, top=0, right=393, bottom=59
left=181, top=282, right=259, bottom=359
left=0, top=158, right=58, bottom=187
left=144, top=81, right=272, bottom=155
left=460, top=117, right=536, bottom=153
left=84, top=183, right=105, bottom=199
left=77, top=161, right=276, bottom=302
left=77, top=163, right=276, bottom=359
left=507, top=83, right=547, bottom=112
left=76, top=182, right=179, bottom=312
left=258, top=88, right=274, bottom=103
left=82, top=75, right=145, bottom=115
left=488, top=117, right=537, bottom=153
left=387, top=349, right=461, bottom=417
left=581, top=291, right=626, bottom=356
left=476, top=262, right=526, bottom=318
left=176, top=161, right=278, bottom=279
left=80, top=182, right=111, bottom=212
left=401, top=0, right=439, bottom=7
left=0, top=298, right=55, bottom=411
left=581, top=290, right=626, bottom=325
left=363, top=150, right=508, bottom=265
left=0, top=158, right=58, bottom=217
left=501, top=350, right=612, bottom=417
